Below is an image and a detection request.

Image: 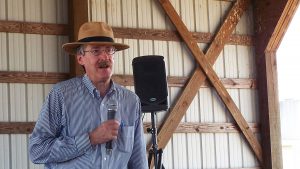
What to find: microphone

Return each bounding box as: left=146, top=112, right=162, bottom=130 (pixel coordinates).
left=106, top=99, right=118, bottom=155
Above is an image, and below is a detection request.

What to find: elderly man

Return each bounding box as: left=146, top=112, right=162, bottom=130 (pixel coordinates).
left=29, top=22, right=148, bottom=169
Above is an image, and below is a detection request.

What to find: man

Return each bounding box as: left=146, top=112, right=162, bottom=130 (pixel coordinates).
left=29, top=22, right=148, bottom=169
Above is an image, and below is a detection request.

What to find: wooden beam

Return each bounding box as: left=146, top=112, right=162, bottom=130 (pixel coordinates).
left=0, top=20, right=69, bottom=35
left=0, top=122, right=259, bottom=134
left=157, top=0, right=263, bottom=163
left=0, top=71, right=256, bottom=88
left=0, top=20, right=253, bottom=46
left=69, top=0, right=88, bottom=76
left=0, top=71, right=70, bottom=84
left=254, top=0, right=300, bottom=168
left=0, top=122, right=36, bottom=134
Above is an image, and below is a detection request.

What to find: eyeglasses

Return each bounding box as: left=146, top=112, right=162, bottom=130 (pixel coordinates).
left=83, top=47, right=116, bottom=56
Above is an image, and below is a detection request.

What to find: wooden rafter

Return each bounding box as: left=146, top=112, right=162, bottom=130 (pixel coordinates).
left=155, top=0, right=263, bottom=164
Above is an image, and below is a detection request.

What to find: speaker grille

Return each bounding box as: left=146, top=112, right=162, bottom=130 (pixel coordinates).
left=132, top=55, right=168, bottom=112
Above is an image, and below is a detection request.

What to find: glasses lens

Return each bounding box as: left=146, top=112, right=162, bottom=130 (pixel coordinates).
left=91, top=49, right=100, bottom=56
left=106, top=48, right=116, bottom=55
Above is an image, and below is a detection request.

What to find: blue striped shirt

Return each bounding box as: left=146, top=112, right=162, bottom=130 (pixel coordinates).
left=29, top=74, right=148, bottom=169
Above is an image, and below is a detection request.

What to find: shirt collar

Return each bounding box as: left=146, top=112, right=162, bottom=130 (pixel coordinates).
left=82, top=74, right=116, bottom=98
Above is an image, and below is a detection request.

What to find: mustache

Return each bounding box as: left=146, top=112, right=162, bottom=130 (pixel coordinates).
left=98, top=60, right=112, bottom=68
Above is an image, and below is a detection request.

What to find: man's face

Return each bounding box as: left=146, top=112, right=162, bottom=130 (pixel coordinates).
left=77, top=44, right=115, bottom=83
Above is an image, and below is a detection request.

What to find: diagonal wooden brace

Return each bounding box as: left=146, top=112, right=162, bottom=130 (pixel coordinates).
left=156, top=0, right=263, bottom=164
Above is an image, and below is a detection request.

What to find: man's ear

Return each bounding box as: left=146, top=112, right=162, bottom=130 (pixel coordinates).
left=77, top=55, right=84, bottom=65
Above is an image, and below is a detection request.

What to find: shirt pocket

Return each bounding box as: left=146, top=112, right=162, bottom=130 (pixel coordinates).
left=116, top=125, right=134, bottom=153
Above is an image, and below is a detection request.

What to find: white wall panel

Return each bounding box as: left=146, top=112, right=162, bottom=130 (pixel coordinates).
left=215, top=133, right=230, bottom=168
left=0, top=83, right=9, bottom=121
left=8, top=33, right=25, bottom=71
left=107, top=0, right=122, bottom=27
left=0, top=135, right=10, bottom=169
left=42, top=0, right=57, bottom=23
left=26, top=35, right=43, bottom=71
left=113, top=38, right=125, bottom=74
left=25, top=0, right=42, bottom=22
left=7, top=0, right=24, bottom=21
left=152, top=0, right=167, bottom=30
left=229, top=133, right=243, bottom=167
left=43, top=35, right=58, bottom=72
left=162, top=138, right=173, bottom=169
left=27, top=84, right=44, bottom=122
left=0, top=0, right=6, bottom=19
left=122, top=0, right=138, bottom=28
left=242, top=139, right=257, bottom=167
left=137, top=0, right=152, bottom=29
left=240, top=89, right=257, bottom=122
left=173, top=133, right=188, bottom=168
left=123, top=39, right=138, bottom=74
left=168, top=41, right=183, bottom=76
left=237, top=46, right=256, bottom=78
left=11, top=134, right=28, bottom=169
left=224, top=45, right=238, bottom=78
left=0, top=33, right=7, bottom=71
left=10, top=84, right=26, bottom=121
left=208, top=0, right=221, bottom=34
left=187, top=133, right=202, bottom=168
left=195, top=0, right=209, bottom=33
left=10, top=84, right=28, bottom=168
left=90, top=0, right=106, bottom=22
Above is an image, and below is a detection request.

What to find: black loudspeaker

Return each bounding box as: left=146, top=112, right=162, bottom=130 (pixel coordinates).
left=132, top=55, right=168, bottom=112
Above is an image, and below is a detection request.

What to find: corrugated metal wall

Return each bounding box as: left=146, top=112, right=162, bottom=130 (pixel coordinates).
left=0, top=0, right=260, bottom=168
left=0, top=0, right=69, bottom=168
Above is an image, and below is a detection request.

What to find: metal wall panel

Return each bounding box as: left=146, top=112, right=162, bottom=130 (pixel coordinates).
left=0, top=33, right=7, bottom=70
left=0, top=0, right=68, bottom=168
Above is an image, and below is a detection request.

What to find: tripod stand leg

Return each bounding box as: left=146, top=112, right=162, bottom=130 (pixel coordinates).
left=157, top=149, right=165, bottom=169
left=148, top=150, right=153, bottom=169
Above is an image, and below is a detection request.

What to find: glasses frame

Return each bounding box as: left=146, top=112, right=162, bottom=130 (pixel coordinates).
left=83, top=47, right=116, bottom=56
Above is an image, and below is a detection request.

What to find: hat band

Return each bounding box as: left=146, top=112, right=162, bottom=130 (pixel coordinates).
left=78, top=36, right=114, bottom=43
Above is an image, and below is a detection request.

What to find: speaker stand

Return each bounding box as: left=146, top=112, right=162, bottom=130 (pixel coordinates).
left=147, top=111, right=165, bottom=169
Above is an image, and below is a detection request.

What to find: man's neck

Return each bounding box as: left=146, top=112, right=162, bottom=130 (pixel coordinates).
left=93, top=80, right=111, bottom=97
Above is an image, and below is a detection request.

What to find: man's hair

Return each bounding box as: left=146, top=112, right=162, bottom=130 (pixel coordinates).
left=76, top=45, right=86, bottom=72
left=76, top=45, right=85, bottom=56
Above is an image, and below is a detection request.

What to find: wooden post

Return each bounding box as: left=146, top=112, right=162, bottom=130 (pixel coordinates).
left=68, top=0, right=88, bottom=76
left=254, top=0, right=300, bottom=168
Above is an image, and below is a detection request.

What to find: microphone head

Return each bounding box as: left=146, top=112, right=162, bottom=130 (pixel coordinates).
left=107, top=99, right=118, bottom=111
left=107, top=99, right=118, bottom=120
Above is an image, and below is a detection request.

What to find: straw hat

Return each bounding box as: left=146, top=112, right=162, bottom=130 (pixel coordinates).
left=62, top=22, right=129, bottom=55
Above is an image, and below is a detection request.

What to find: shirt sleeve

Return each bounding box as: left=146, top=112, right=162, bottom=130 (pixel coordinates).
left=127, top=100, right=148, bottom=169
left=29, top=87, right=92, bottom=164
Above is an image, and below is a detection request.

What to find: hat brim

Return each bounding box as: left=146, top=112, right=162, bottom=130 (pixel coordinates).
left=62, top=42, right=130, bottom=55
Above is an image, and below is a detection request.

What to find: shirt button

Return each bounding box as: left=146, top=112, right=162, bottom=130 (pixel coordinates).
left=104, top=157, right=107, bottom=160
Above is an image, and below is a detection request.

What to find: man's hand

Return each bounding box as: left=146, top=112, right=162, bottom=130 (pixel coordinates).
left=89, top=120, right=120, bottom=145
